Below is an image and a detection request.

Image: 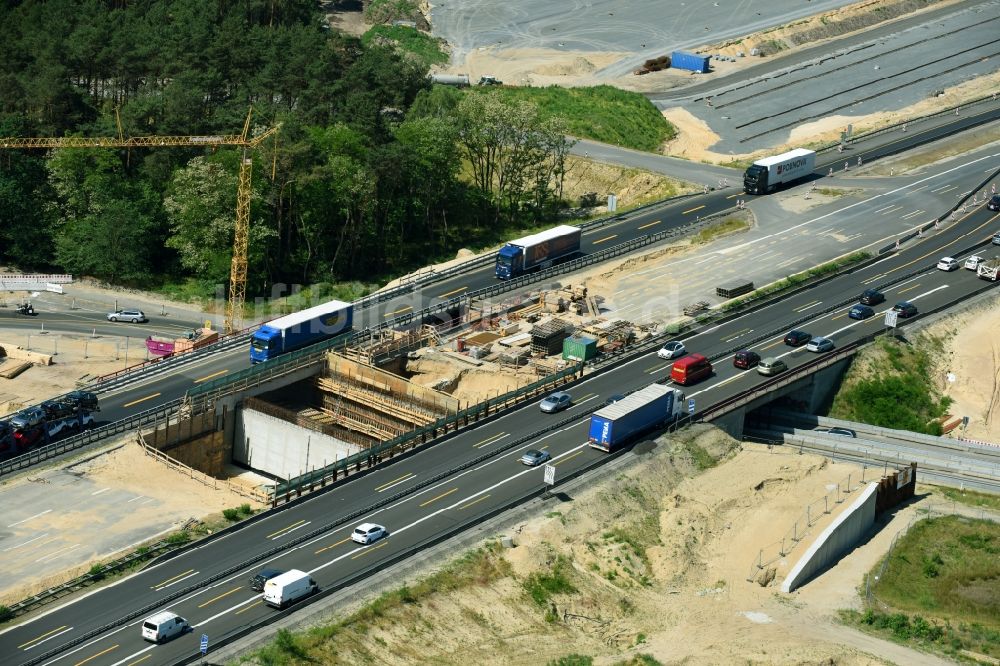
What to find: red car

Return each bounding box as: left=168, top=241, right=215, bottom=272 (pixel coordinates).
left=13, top=426, right=45, bottom=450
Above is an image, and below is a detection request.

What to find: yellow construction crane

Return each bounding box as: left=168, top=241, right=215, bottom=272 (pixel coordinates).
left=0, top=109, right=278, bottom=333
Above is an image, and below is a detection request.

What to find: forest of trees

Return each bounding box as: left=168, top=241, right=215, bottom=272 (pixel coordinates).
left=0, top=0, right=574, bottom=299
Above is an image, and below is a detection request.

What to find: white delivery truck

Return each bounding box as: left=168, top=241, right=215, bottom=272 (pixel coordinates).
left=263, top=569, right=318, bottom=608
left=743, top=148, right=816, bottom=194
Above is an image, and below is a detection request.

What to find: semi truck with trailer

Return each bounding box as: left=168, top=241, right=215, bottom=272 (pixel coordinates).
left=743, top=148, right=816, bottom=195
left=2, top=400, right=97, bottom=457
left=977, top=257, right=1000, bottom=281
left=495, top=225, right=582, bottom=279
left=588, top=384, right=685, bottom=452
left=250, top=299, right=354, bottom=364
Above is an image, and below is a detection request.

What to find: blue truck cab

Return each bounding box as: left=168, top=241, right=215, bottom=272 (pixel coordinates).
left=250, top=300, right=353, bottom=363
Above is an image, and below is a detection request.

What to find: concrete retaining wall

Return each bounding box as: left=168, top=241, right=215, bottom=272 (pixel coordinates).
left=781, top=482, right=878, bottom=593
left=234, top=407, right=364, bottom=481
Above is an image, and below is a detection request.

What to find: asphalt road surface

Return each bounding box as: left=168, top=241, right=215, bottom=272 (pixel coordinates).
left=4, top=181, right=999, bottom=666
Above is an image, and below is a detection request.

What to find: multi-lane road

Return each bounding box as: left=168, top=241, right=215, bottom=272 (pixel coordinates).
left=4, top=169, right=999, bottom=665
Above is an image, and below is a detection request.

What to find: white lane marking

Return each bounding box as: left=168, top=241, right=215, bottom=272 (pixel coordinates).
left=106, top=645, right=156, bottom=666
left=91, top=487, right=112, bottom=496
left=8, top=510, right=52, bottom=527
left=3, top=533, right=50, bottom=551
left=376, top=476, right=414, bottom=493
left=151, top=570, right=200, bottom=591
left=36, top=544, right=81, bottom=564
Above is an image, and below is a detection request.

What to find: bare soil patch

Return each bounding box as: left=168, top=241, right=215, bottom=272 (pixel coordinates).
left=255, top=426, right=947, bottom=665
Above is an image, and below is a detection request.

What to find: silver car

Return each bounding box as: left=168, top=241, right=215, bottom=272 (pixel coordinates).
left=107, top=309, right=147, bottom=323
left=520, top=449, right=552, bottom=466
left=539, top=392, right=571, bottom=413
left=757, top=357, right=788, bottom=376
left=805, top=337, right=834, bottom=353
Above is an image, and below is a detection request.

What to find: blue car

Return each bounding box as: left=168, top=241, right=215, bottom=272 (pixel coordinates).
left=848, top=304, right=875, bottom=320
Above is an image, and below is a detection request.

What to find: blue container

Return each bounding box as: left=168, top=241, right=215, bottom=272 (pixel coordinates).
left=671, top=51, right=710, bottom=73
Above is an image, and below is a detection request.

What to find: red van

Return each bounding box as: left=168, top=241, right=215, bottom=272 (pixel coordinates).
left=670, top=353, right=713, bottom=386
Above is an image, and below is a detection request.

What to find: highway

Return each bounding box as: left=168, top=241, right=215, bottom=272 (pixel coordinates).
left=4, top=183, right=999, bottom=666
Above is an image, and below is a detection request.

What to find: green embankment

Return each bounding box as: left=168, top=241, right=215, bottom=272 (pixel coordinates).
left=481, top=85, right=676, bottom=153
left=829, top=336, right=952, bottom=435
left=844, top=514, right=1000, bottom=660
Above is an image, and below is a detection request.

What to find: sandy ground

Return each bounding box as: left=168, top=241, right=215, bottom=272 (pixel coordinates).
left=300, top=425, right=958, bottom=665
left=917, top=295, right=1000, bottom=444
left=0, top=441, right=254, bottom=605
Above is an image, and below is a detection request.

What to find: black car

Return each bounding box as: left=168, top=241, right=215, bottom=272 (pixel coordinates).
left=859, top=289, right=885, bottom=306
left=733, top=350, right=760, bottom=369
left=64, top=390, right=99, bottom=412
left=41, top=400, right=76, bottom=419
left=848, top=304, right=875, bottom=320
left=249, top=568, right=284, bottom=592
left=784, top=330, right=811, bottom=347
left=893, top=301, right=918, bottom=318
left=988, top=194, right=1000, bottom=211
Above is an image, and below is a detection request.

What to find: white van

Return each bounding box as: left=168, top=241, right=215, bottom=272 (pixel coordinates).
left=263, top=569, right=318, bottom=609
left=141, top=611, right=190, bottom=643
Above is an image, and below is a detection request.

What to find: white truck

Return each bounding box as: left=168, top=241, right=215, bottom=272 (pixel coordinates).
left=977, top=258, right=1000, bottom=281
left=743, top=148, right=816, bottom=195
left=263, top=569, right=318, bottom=608
left=495, top=225, right=582, bottom=279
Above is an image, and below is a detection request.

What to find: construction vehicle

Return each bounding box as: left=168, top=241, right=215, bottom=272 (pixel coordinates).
left=977, top=257, right=1000, bottom=281
left=15, top=301, right=35, bottom=316
left=743, top=148, right=816, bottom=195
left=495, top=225, right=582, bottom=279
left=588, top=384, right=685, bottom=452
left=250, top=300, right=353, bottom=363
left=0, top=109, right=277, bottom=333
left=478, top=75, right=502, bottom=86
left=145, top=325, right=220, bottom=357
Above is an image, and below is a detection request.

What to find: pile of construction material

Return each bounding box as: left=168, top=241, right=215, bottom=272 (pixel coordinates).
left=541, top=284, right=599, bottom=316
left=635, top=54, right=670, bottom=75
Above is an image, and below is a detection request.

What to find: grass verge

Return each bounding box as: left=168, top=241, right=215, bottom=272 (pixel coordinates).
left=362, top=25, right=448, bottom=68
left=482, top=85, right=675, bottom=152
left=829, top=337, right=952, bottom=435
left=844, top=514, right=1000, bottom=660
left=721, top=251, right=871, bottom=312
left=934, top=487, right=1000, bottom=512
left=692, top=216, right=749, bottom=244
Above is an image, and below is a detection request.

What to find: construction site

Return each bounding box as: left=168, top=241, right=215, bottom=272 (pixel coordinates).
left=143, top=282, right=657, bottom=493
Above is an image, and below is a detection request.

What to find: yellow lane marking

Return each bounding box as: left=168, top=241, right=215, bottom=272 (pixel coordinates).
left=18, top=626, right=68, bottom=649
left=194, top=369, right=227, bottom=383
left=575, top=393, right=596, bottom=402
left=150, top=569, right=195, bottom=589
left=882, top=212, right=995, bottom=276
left=726, top=193, right=740, bottom=199
left=473, top=432, right=508, bottom=449
left=126, top=655, right=152, bottom=666
left=266, top=520, right=305, bottom=539
left=759, top=340, right=783, bottom=352
left=637, top=220, right=661, bottom=230
left=385, top=305, right=413, bottom=318
left=123, top=392, right=161, bottom=408
left=315, top=536, right=352, bottom=554
left=830, top=313, right=848, bottom=321
left=896, top=284, right=920, bottom=294
left=235, top=600, right=264, bottom=615
left=459, top=495, right=491, bottom=510
left=374, top=472, right=414, bottom=492
left=351, top=541, right=389, bottom=560
left=592, top=234, right=617, bottom=245
left=419, top=487, right=459, bottom=508
left=794, top=300, right=821, bottom=312
left=198, top=586, right=243, bottom=608
left=438, top=286, right=468, bottom=299
left=553, top=450, right=585, bottom=466
left=723, top=327, right=751, bottom=341
left=682, top=205, right=705, bottom=214
left=646, top=361, right=670, bottom=374
left=74, top=645, right=118, bottom=666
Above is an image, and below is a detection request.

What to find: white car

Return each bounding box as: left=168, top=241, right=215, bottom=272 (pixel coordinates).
left=936, top=257, right=959, bottom=272
left=352, top=522, right=387, bottom=545
left=964, top=255, right=985, bottom=270
left=657, top=340, right=686, bottom=360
